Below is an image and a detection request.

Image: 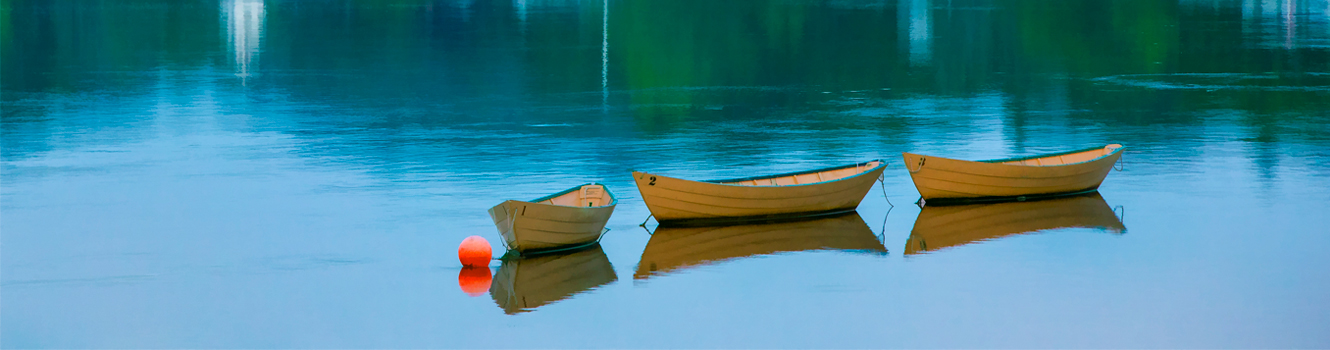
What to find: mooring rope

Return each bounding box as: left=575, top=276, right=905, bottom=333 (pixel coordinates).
left=877, top=173, right=894, bottom=207
left=907, top=157, right=926, bottom=173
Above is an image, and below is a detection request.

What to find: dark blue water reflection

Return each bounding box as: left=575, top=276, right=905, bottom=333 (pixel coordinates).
left=3, top=0, right=1330, bottom=347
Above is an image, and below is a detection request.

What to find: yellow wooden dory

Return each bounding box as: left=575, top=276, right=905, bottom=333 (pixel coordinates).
left=903, top=144, right=1124, bottom=204
left=632, top=160, right=887, bottom=225
left=487, top=183, right=616, bottom=255
left=905, top=192, right=1124, bottom=255
left=635, top=213, right=886, bottom=279
left=489, top=245, right=616, bottom=314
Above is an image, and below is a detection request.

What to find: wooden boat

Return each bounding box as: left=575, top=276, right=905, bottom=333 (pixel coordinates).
left=905, top=192, right=1124, bottom=255
left=635, top=213, right=886, bottom=279
left=487, top=183, right=616, bottom=255
left=489, top=245, right=616, bottom=314
left=632, top=160, right=888, bottom=226
left=903, top=144, right=1124, bottom=205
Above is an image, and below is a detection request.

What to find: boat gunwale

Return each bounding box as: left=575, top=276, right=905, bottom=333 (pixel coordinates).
left=968, top=144, right=1124, bottom=166
left=519, top=182, right=619, bottom=208
left=636, top=159, right=888, bottom=188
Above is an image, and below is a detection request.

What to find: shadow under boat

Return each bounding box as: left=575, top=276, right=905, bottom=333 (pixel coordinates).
left=635, top=212, right=887, bottom=279
left=490, top=244, right=617, bottom=314
left=904, top=192, right=1125, bottom=255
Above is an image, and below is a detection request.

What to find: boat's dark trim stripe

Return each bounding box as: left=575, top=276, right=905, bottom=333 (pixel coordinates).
left=920, top=188, right=1102, bottom=206
left=502, top=242, right=603, bottom=260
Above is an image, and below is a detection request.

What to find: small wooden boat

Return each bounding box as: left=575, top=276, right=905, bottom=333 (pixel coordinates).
left=489, top=245, right=616, bottom=314
left=905, top=192, right=1124, bottom=255
left=487, top=183, right=617, bottom=255
left=635, top=213, right=886, bottom=279
left=632, top=160, right=887, bottom=226
left=903, top=144, right=1124, bottom=205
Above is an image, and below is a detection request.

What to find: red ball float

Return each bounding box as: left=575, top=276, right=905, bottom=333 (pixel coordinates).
left=458, top=235, right=492, bottom=267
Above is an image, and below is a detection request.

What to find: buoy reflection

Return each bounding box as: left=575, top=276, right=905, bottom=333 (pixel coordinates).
left=458, top=266, right=492, bottom=297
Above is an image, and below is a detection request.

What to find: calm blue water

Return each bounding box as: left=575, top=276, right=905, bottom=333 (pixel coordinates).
left=4, top=0, right=1330, bottom=347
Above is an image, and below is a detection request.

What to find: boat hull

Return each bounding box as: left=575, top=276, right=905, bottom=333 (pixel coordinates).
left=487, top=184, right=616, bottom=253
left=632, top=161, right=887, bottom=225
left=903, top=145, right=1123, bottom=204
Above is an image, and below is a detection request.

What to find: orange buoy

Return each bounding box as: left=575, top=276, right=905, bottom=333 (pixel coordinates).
left=458, top=235, right=492, bottom=267
left=457, top=266, right=492, bottom=297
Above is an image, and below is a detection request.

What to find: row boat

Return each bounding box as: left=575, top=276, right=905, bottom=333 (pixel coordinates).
left=903, top=144, right=1124, bottom=205
left=632, top=160, right=888, bottom=226
left=635, top=213, right=886, bottom=279
left=490, top=244, right=616, bottom=314
left=487, top=183, right=617, bottom=255
left=905, top=192, right=1124, bottom=255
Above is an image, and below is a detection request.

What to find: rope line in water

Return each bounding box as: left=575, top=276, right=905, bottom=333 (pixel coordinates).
left=878, top=206, right=893, bottom=246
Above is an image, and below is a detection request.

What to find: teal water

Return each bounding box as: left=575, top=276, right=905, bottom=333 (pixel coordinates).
left=3, top=0, right=1330, bottom=347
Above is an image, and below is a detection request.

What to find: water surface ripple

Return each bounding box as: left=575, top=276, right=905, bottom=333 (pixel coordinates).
left=3, top=0, right=1329, bottom=348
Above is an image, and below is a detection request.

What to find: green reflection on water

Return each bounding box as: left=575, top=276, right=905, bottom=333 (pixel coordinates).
left=2, top=0, right=1327, bottom=154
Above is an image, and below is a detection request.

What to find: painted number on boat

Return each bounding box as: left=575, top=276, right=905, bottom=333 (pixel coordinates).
left=649, top=176, right=656, bottom=186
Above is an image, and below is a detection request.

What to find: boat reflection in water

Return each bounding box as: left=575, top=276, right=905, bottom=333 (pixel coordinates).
left=905, top=192, right=1125, bottom=255
left=636, top=213, right=887, bottom=279
left=489, top=245, right=617, bottom=314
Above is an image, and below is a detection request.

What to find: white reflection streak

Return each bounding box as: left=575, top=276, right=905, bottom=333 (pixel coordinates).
left=515, top=0, right=527, bottom=33
left=907, top=0, right=931, bottom=66
left=226, top=0, right=265, bottom=85
left=1242, top=0, right=1255, bottom=38
left=1285, top=0, right=1295, bottom=49
left=602, top=0, right=609, bottom=107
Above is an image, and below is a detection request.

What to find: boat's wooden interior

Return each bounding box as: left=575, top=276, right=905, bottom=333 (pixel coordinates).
left=994, top=144, right=1122, bottom=166
left=719, top=161, right=883, bottom=187
left=538, top=184, right=611, bottom=207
